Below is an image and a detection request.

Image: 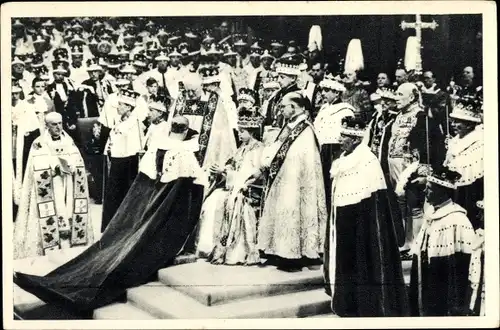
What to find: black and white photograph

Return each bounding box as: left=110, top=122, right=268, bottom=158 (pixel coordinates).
left=2, top=1, right=498, bottom=328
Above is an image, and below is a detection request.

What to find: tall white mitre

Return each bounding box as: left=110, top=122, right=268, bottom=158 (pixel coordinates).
left=404, top=36, right=419, bottom=72
left=308, top=25, right=323, bottom=52
left=344, top=39, right=364, bottom=73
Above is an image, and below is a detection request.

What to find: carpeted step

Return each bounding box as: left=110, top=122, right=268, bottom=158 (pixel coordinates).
left=93, top=302, right=157, bottom=320
left=158, top=259, right=324, bottom=306
left=127, top=282, right=331, bottom=319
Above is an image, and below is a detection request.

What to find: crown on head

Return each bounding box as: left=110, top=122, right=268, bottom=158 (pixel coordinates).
left=133, top=53, right=148, bottom=67
left=275, top=55, right=300, bottom=76
left=53, top=47, right=69, bottom=58
left=155, top=50, right=169, bottom=61
left=71, top=45, right=83, bottom=56
left=118, top=89, right=140, bottom=106
left=199, top=66, right=220, bottom=84
left=319, top=74, right=346, bottom=92
left=238, top=110, right=264, bottom=129
left=426, top=166, right=462, bottom=189
left=340, top=117, right=366, bottom=138
left=31, top=53, right=44, bottom=67
left=52, top=61, right=68, bottom=74
left=450, top=95, right=483, bottom=123
left=270, top=40, right=284, bottom=48
left=33, top=34, right=46, bottom=44
left=86, top=58, right=103, bottom=71
left=237, top=88, right=257, bottom=104
left=148, top=101, right=167, bottom=113
left=120, top=62, right=137, bottom=74
left=379, top=87, right=398, bottom=100
left=260, top=49, right=275, bottom=60
left=69, top=34, right=85, bottom=46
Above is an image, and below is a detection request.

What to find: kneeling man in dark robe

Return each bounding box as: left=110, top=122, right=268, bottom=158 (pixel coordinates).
left=14, top=115, right=208, bottom=313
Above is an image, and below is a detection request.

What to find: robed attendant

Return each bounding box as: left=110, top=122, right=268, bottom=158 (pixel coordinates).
left=364, top=89, right=405, bottom=246
left=253, top=92, right=327, bottom=271
left=46, top=62, right=80, bottom=143
left=420, top=73, right=451, bottom=136
left=12, top=86, right=43, bottom=205
left=100, top=89, right=147, bottom=232
left=409, top=167, right=476, bottom=316
left=324, top=117, right=409, bottom=317
left=313, top=76, right=355, bottom=217
left=14, top=113, right=94, bottom=260
left=167, top=72, right=237, bottom=171
left=444, top=97, right=484, bottom=229
left=14, top=116, right=208, bottom=312
left=262, top=55, right=302, bottom=130
left=466, top=200, right=485, bottom=316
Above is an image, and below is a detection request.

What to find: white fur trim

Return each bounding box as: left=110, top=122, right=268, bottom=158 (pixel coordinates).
left=411, top=203, right=475, bottom=260
left=444, top=127, right=484, bottom=186
left=427, top=175, right=457, bottom=189
left=394, top=161, right=420, bottom=197
left=331, top=143, right=387, bottom=207
left=275, top=66, right=300, bottom=76
left=340, top=128, right=365, bottom=138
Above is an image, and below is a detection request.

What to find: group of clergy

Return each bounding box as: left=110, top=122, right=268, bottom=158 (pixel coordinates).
left=11, top=17, right=484, bottom=318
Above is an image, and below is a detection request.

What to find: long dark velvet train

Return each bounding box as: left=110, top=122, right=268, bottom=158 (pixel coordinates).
left=14, top=173, right=204, bottom=313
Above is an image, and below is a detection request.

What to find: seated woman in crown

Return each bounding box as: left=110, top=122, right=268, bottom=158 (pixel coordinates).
left=196, top=101, right=265, bottom=265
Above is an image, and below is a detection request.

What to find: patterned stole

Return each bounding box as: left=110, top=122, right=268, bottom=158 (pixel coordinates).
left=195, top=92, right=219, bottom=165
left=31, top=140, right=89, bottom=253
left=173, top=92, right=219, bottom=165
left=264, top=119, right=311, bottom=195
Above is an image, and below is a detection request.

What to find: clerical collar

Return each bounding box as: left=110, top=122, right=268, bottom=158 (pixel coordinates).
left=421, top=83, right=440, bottom=94
left=72, top=63, right=82, bottom=69
left=51, top=135, right=62, bottom=141
left=287, top=112, right=307, bottom=129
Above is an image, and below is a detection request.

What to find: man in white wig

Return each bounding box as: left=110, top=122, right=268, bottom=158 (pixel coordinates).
left=14, top=112, right=94, bottom=260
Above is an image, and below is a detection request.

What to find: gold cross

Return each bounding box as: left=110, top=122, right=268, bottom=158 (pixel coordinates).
left=400, top=14, right=439, bottom=73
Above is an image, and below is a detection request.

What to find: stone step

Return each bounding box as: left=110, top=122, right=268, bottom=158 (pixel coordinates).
left=158, top=259, right=324, bottom=306
left=307, top=313, right=339, bottom=318
left=12, top=252, right=197, bottom=320
left=127, top=282, right=331, bottom=319
left=46, top=246, right=90, bottom=265
left=93, top=302, right=157, bottom=320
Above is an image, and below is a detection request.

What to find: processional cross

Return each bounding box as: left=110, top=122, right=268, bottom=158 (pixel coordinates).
left=400, top=14, right=439, bottom=73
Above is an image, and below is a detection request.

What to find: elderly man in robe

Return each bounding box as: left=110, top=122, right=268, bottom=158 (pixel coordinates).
left=167, top=70, right=237, bottom=172
left=250, top=91, right=327, bottom=272
left=14, top=112, right=94, bottom=260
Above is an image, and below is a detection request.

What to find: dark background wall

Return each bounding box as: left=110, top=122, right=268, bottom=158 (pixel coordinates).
left=240, top=14, right=483, bottom=86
